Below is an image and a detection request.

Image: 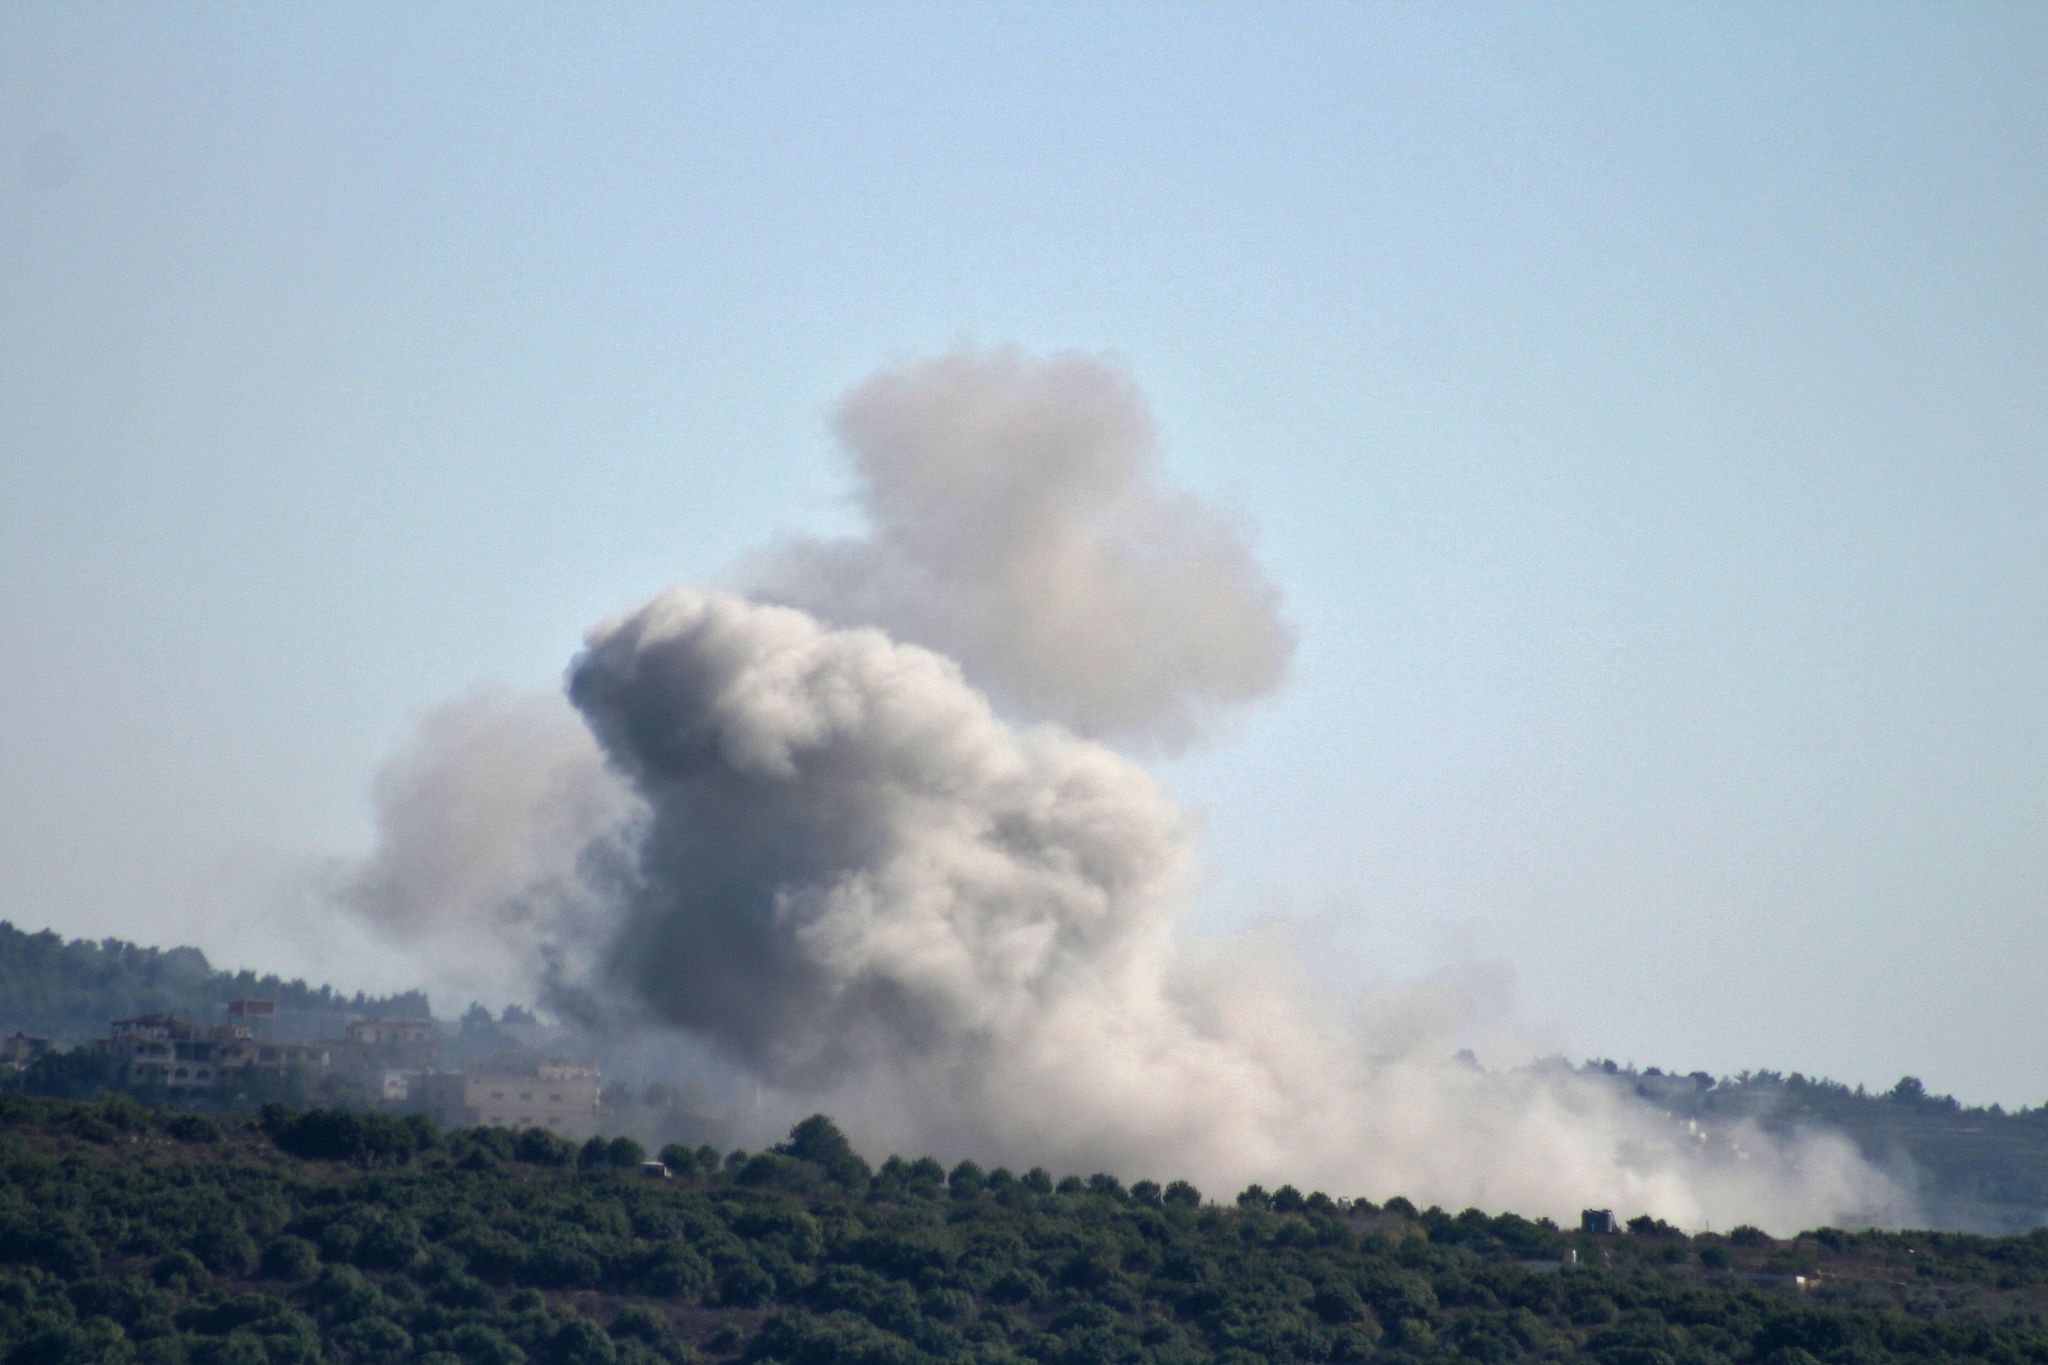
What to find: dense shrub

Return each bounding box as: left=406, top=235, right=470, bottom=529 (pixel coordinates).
left=160, top=1111, right=224, bottom=1144
left=266, top=1107, right=434, bottom=1166
left=260, top=1236, right=319, bottom=1280
left=514, top=1127, right=576, bottom=1167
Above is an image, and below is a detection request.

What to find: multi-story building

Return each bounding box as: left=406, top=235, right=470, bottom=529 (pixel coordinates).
left=101, top=1015, right=330, bottom=1092
left=374, top=1068, right=421, bottom=1103
left=332, top=1016, right=440, bottom=1097
left=420, top=1056, right=601, bottom=1139
left=345, top=1017, right=436, bottom=1051
left=227, top=998, right=277, bottom=1030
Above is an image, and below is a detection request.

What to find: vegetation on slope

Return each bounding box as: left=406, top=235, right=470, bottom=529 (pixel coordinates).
left=4, top=919, right=2047, bottom=1238
left=1575, top=1063, right=2048, bottom=1235
left=0, top=920, right=431, bottom=1045
left=4, top=1094, right=2048, bottom=1365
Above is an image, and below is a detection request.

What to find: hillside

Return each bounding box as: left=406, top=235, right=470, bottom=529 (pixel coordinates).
left=3, top=1094, right=2048, bottom=1365
left=2, top=920, right=2045, bottom=1239
left=0, top=920, right=431, bottom=1045
left=1577, top=1064, right=2048, bottom=1235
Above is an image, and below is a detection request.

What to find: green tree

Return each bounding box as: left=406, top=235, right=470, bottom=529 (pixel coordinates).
left=260, top=1237, right=319, bottom=1280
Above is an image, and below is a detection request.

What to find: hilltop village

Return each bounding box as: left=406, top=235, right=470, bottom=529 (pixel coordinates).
left=5, top=999, right=606, bottom=1139
left=3, top=921, right=2046, bottom=1237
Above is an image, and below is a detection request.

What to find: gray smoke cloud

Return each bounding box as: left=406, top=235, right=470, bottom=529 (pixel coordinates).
left=751, top=346, right=1294, bottom=749
left=566, top=589, right=1196, bottom=1084
left=336, top=348, right=1912, bottom=1232
left=339, top=690, right=639, bottom=1009
left=543, top=589, right=1906, bottom=1229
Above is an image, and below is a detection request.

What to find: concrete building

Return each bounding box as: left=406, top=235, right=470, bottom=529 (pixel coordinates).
left=375, top=1069, right=421, bottom=1103
left=227, top=998, right=277, bottom=1030
left=328, top=1017, right=440, bottom=1100
left=346, top=1017, right=436, bottom=1050
left=101, top=1014, right=330, bottom=1092
left=420, top=1056, right=601, bottom=1139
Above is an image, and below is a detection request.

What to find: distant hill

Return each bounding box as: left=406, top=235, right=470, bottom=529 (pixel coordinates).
left=0, top=919, right=432, bottom=1044
left=1575, top=1061, right=2048, bottom=1235
left=1, top=919, right=2042, bottom=1236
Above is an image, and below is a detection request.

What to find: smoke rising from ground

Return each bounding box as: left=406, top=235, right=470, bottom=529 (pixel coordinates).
left=557, top=589, right=1904, bottom=1229
left=752, top=346, right=1293, bottom=749
left=339, top=347, right=1911, bottom=1232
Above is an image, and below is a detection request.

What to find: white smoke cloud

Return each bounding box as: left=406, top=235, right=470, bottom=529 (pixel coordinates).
left=752, top=345, right=1294, bottom=750
left=330, top=348, right=1911, bottom=1232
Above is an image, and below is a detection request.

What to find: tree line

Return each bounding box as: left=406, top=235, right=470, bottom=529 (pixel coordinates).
left=0, top=921, right=431, bottom=1044
left=3, top=1092, right=2047, bottom=1364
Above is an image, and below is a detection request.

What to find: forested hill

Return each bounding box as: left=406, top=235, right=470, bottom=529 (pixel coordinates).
left=0, top=920, right=432, bottom=1043
left=1572, top=1063, right=2048, bottom=1237
left=4, top=1095, right=2048, bottom=1365
left=3, top=918, right=2043, bottom=1237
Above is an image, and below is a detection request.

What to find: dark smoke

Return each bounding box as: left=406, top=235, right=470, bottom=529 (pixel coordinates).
left=567, top=589, right=1193, bottom=1084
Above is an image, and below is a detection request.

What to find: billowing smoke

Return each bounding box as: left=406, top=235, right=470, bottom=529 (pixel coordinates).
left=340, top=346, right=1910, bottom=1232
left=339, top=690, right=639, bottom=1009
left=752, top=346, right=1293, bottom=749
left=567, top=590, right=1194, bottom=1084
left=556, top=589, right=1901, bottom=1229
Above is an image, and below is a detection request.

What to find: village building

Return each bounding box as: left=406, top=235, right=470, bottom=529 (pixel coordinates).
left=374, top=1068, right=421, bottom=1103
left=345, top=1017, right=437, bottom=1051
left=99, top=1014, right=330, bottom=1092
left=334, top=1016, right=439, bottom=1081
left=227, top=998, right=277, bottom=1030
left=419, top=1055, right=601, bottom=1139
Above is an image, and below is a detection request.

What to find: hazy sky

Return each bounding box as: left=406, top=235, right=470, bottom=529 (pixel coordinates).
left=3, top=3, right=2043, bottom=1105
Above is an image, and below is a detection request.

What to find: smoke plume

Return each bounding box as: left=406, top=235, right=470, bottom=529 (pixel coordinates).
left=566, top=589, right=1194, bottom=1082
left=752, top=346, right=1293, bottom=749
left=339, top=691, right=638, bottom=1008
left=340, top=346, right=1910, bottom=1232
left=556, top=589, right=1901, bottom=1228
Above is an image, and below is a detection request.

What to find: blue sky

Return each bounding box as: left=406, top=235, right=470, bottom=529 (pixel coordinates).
left=3, top=3, right=2043, bottom=1103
